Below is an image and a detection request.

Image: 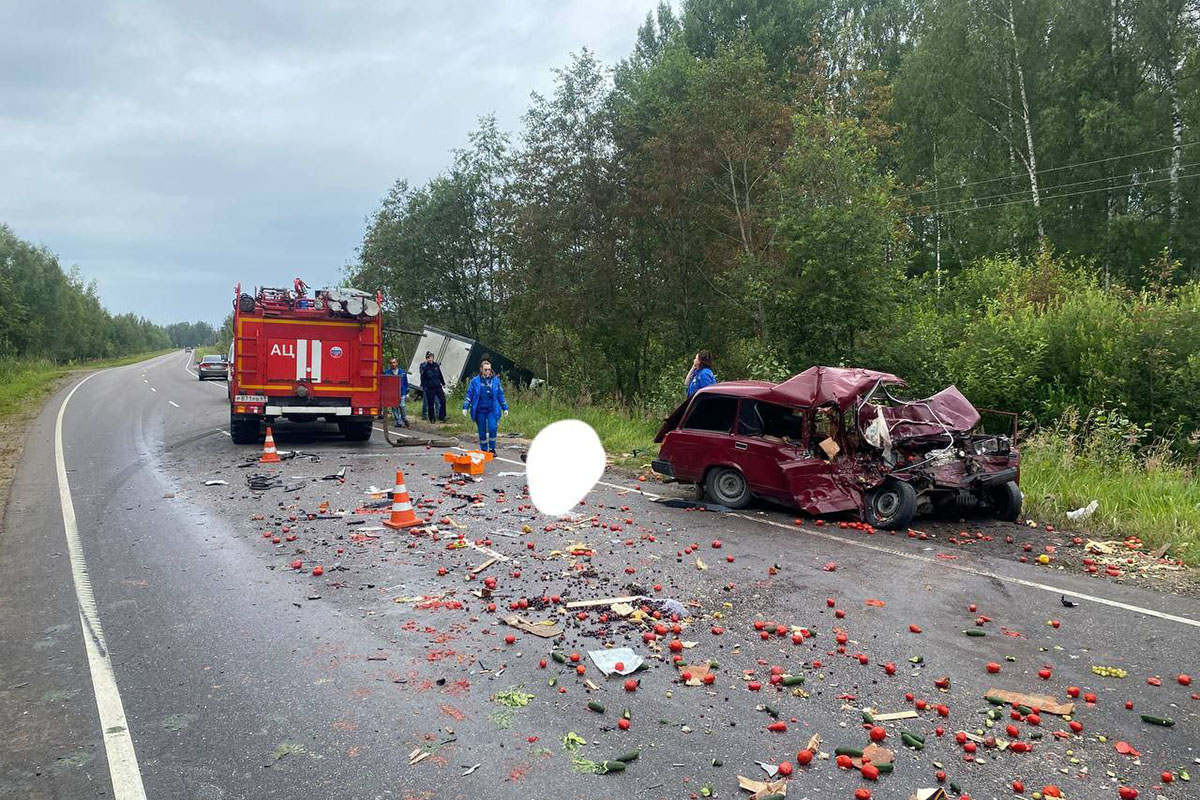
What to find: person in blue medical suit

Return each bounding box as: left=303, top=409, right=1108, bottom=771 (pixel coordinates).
left=462, top=359, right=508, bottom=453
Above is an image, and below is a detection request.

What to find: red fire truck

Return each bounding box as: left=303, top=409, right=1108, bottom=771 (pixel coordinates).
left=226, top=281, right=399, bottom=444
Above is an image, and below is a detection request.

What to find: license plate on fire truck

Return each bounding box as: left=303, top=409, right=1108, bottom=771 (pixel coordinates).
left=234, top=395, right=268, bottom=403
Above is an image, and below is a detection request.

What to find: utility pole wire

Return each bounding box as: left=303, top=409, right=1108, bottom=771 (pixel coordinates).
left=917, top=161, right=1200, bottom=213
left=904, top=169, right=1200, bottom=218
left=894, top=141, right=1200, bottom=199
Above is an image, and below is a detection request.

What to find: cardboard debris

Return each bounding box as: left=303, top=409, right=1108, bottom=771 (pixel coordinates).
left=818, top=436, right=840, bottom=459
left=679, top=663, right=712, bottom=686
left=738, top=775, right=787, bottom=799
left=983, top=688, right=1075, bottom=716
left=910, top=790, right=948, bottom=800
left=502, top=615, right=564, bottom=639
left=610, top=602, right=636, bottom=617
left=804, top=733, right=822, bottom=753
left=850, top=745, right=894, bottom=769
left=873, top=710, right=920, bottom=722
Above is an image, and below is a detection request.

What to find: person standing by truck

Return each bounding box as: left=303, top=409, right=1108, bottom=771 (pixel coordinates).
left=419, top=351, right=447, bottom=422
left=462, top=359, right=508, bottom=454
left=383, top=357, right=410, bottom=428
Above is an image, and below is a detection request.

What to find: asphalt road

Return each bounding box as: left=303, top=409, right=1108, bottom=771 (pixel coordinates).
left=1, top=352, right=1197, bottom=800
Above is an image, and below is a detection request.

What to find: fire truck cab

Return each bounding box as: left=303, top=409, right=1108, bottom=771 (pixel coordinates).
left=227, top=281, right=396, bottom=444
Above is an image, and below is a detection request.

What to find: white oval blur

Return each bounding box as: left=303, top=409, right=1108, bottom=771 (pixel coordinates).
left=526, top=419, right=605, bottom=516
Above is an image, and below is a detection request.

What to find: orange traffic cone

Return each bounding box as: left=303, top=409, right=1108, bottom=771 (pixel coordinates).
left=259, top=426, right=282, bottom=463
left=382, top=469, right=421, bottom=529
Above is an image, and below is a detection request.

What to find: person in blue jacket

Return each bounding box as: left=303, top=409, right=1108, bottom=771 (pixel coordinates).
left=383, top=357, right=410, bottom=428
left=462, top=359, right=508, bottom=453
left=684, top=350, right=717, bottom=398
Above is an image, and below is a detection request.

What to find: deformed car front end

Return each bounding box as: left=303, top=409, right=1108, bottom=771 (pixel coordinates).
left=652, top=366, right=1021, bottom=530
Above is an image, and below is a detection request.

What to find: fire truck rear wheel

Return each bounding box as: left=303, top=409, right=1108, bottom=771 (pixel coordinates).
left=339, top=419, right=373, bottom=442
left=230, top=413, right=261, bottom=444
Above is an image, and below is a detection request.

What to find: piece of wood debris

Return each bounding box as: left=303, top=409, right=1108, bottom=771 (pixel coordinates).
left=873, top=710, right=920, bottom=722
left=565, top=596, right=642, bottom=609
left=470, top=557, right=498, bottom=575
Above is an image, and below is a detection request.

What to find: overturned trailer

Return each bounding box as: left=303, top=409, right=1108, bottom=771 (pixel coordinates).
left=652, top=366, right=1021, bottom=530
left=405, top=325, right=532, bottom=394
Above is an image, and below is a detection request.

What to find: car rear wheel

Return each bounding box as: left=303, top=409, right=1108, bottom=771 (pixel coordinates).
left=991, top=480, right=1023, bottom=522
left=705, top=467, right=750, bottom=509
left=864, top=479, right=917, bottom=530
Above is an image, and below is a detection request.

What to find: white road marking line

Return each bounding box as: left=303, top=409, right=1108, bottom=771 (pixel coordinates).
left=149, top=387, right=156, bottom=392
left=491, top=453, right=664, bottom=498
left=730, top=513, right=1200, bottom=628
left=216, top=429, right=231, bottom=437
left=55, top=374, right=148, bottom=799
left=168, top=401, right=180, bottom=408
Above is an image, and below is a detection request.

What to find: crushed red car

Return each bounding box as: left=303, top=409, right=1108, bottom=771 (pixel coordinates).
left=652, top=366, right=1021, bottom=530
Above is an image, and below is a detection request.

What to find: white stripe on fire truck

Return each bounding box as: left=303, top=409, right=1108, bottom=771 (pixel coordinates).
left=311, top=339, right=322, bottom=383
left=295, top=339, right=307, bottom=381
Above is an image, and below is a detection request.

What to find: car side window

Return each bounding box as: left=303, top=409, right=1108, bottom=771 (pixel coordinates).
left=759, top=403, right=806, bottom=441
left=736, top=400, right=763, bottom=436
left=682, top=395, right=737, bottom=433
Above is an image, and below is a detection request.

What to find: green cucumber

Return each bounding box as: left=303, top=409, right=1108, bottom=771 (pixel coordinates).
left=600, top=760, right=626, bottom=773
left=781, top=675, right=805, bottom=686
left=835, top=746, right=864, bottom=757
left=587, top=700, right=605, bottom=713
left=1016, top=705, right=1033, bottom=716
left=1141, top=714, right=1175, bottom=727
left=901, top=732, right=924, bottom=750
left=551, top=651, right=567, bottom=663
left=614, top=750, right=640, bottom=763
left=763, top=704, right=779, bottom=718
left=901, top=729, right=926, bottom=744
left=876, top=762, right=894, bottom=773
left=862, top=710, right=876, bottom=724
left=963, top=629, right=986, bottom=637
left=986, top=695, right=1006, bottom=705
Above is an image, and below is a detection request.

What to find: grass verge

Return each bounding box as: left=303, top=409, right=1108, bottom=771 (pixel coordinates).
left=431, top=389, right=663, bottom=468
left=1020, top=434, right=1200, bottom=564
left=0, top=350, right=175, bottom=514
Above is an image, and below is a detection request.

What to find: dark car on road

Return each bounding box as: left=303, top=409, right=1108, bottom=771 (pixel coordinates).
left=197, top=354, right=228, bottom=381
left=652, top=366, right=1021, bottom=530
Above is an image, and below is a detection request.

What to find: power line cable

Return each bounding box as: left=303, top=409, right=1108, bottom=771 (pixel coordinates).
left=894, top=141, right=1200, bottom=199
left=917, top=161, right=1200, bottom=213
left=904, top=170, right=1200, bottom=218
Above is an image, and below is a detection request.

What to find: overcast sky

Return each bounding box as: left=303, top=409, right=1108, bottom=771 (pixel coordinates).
left=1, top=1, right=656, bottom=326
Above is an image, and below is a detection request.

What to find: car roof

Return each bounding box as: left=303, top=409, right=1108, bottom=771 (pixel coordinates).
left=693, top=367, right=905, bottom=409
left=201, top=354, right=223, bottom=360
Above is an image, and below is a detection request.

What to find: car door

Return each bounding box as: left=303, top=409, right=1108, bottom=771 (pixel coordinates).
left=780, top=405, right=862, bottom=514
left=665, top=394, right=738, bottom=483
left=729, top=400, right=802, bottom=503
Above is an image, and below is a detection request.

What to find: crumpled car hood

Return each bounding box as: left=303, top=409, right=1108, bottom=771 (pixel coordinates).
left=861, top=385, right=982, bottom=442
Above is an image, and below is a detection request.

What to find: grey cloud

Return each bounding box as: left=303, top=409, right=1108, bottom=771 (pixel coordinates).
left=1, top=0, right=655, bottom=323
